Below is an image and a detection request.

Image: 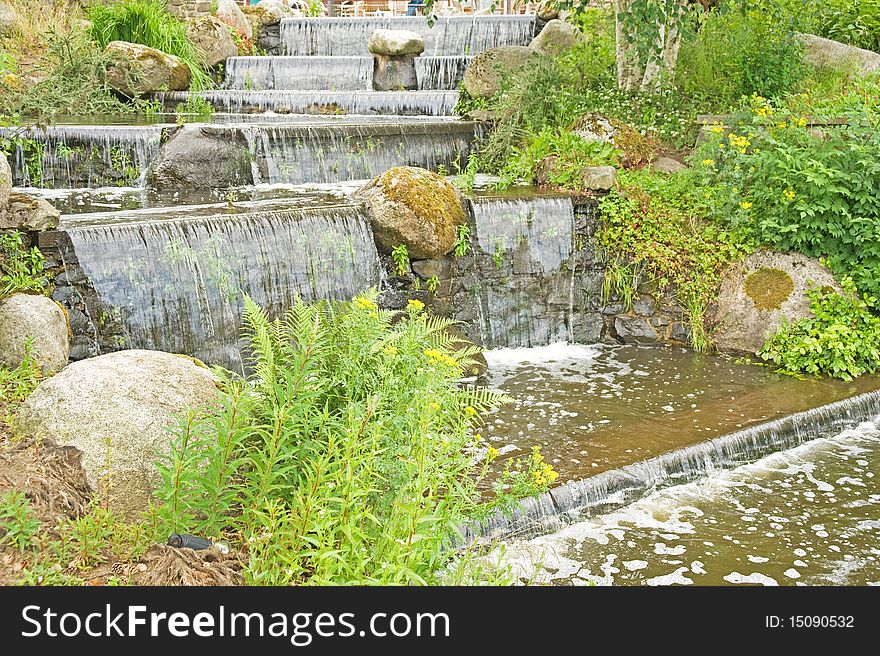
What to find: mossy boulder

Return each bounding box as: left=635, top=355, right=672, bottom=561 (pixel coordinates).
left=105, top=41, right=191, bottom=98
left=354, top=166, right=466, bottom=259
left=15, top=350, right=221, bottom=516
left=710, top=250, right=841, bottom=354
left=462, top=45, right=544, bottom=100
left=0, top=191, right=61, bottom=231
left=529, top=19, right=581, bottom=56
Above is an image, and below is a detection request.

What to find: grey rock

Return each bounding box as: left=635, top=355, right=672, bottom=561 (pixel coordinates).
left=582, top=166, right=616, bottom=191
left=800, top=33, right=880, bottom=75
left=0, top=293, right=70, bottom=374
left=0, top=192, right=61, bottom=231
left=368, top=29, right=425, bottom=56
left=372, top=54, right=418, bottom=91
left=0, top=2, right=15, bottom=36
left=651, top=157, right=687, bottom=174
left=0, top=150, right=10, bottom=209
left=529, top=19, right=580, bottom=56
left=463, top=45, right=544, bottom=100
left=614, top=316, right=659, bottom=344
left=148, top=125, right=253, bottom=190
left=218, top=0, right=253, bottom=39
left=710, top=249, right=841, bottom=354
left=15, top=350, right=221, bottom=516
left=412, top=258, right=452, bottom=280
left=186, top=15, right=239, bottom=68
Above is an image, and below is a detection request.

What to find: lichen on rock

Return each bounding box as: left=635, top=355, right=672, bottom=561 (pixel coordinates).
left=744, top=267, right=794, bottom=311
left=354, top=166, right=466, bottom=259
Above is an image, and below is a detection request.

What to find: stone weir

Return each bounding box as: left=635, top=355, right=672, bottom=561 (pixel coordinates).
left=1, top=125, right=167, bottom=189
left=457, top=388, right=880, bottom=545
left=156, top=90, right=461, bottom=116
left=40, top=193, right=690, bottom=372
left=3, top=120, right=479, bottom=189
left=223, top=55, right=474, bottom=92
left=279, top=15, right=537, bottom=56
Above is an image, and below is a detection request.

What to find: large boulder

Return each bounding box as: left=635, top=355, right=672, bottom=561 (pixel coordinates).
left=186, top=15, right=239, bottom=68
left=217, top=0, right=253, bottom=40
left=0, top=2, right=15, bottom=36
left=368, top=29, right=425, bottom=56
left=255, top=0, right=301, bottom=21
left=529, top=19, right=580, bottom=56
left=148, top=125, right=253, bottom=190
left=354, top=166, right=466, bottom=259
left=0, top=293, right=70, bottom=374
left=710, top=250, right=841, bottom=354
left=15, top=350, right=221, bottom=515
left=0, top=191, right=61, bottom=231
left=800, top=33, right=880, bottom=75
left=0, top=151, right=10, bottom=209
left=463, top=45, right=544, bottom=100
left=105, top=41, right=191, bottom=98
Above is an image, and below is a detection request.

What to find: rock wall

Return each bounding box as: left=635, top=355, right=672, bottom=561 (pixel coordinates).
left=166, top=0, right=214, bottom=20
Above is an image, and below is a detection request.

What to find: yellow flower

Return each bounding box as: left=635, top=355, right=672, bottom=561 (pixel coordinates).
left=777, top=122, right=787, bottom=129
left=741, top=201, right=753, bottom=210
left=487, top=446, right=499, bottom=461
left=465, top=406, right=477, bottom=416
left=382, top=345, right=398, bottom=357
left=783, top=189, right=796, bottom=201
left=430, top=401, right=441, bottom=411
left=701, top=159, right=715, bottom=166
left=709, top=124, right=725, bottom=135
left=407, top=299, right=425, bottom=313
left=798, top=117, right=808, bottom=128
left=354, top=296, right=377, bottom=311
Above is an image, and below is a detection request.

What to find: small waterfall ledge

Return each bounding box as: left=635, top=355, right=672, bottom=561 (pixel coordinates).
left=457, top=389, right=880, bottom=546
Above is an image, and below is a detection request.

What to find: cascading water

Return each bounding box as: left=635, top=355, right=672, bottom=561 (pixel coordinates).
left=241, top=121, right=476, bottom=184
left=460, top=388, right=880, bottom=545
left=157, top=90, right=460, bottom=116
left=279, top=15, right=536, bottom=56
left=223, top=56, right=473, bottom=92
left=0, top=125, right=166, bottom=189
left=458, top=196, right=604, bottom=349
left=62, top=205, right=381, bottom=373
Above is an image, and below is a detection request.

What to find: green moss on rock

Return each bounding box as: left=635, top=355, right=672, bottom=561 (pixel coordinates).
left=376, top=166, right=465, bottom=226
left=744, top=267, right=794, bottom=310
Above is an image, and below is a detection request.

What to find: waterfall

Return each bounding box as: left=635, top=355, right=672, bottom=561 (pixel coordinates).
left=458, top=389, right=880, bottom=545
left=241, top=121, right=476, bottom=184
left=0, top=125, right=166, bottom=189
left=279, top=15, right=537, bottom=57
left=223, top=56, right=473, bottom=91
left=461, top=196, right=582, bottom=348
left=157, top=90, right=460, bottom=116
left=63, top=205, right=381, bottom=373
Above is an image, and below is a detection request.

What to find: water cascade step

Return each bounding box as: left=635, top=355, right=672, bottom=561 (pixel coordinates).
left=454, top=195, right=605, bottom=349
left=459, top=388, right=880, bottom=545
left=157, top=90, right=461, bottom=116
left=279, top=15, right=537, bottom=56
left=223, top=56, right=473, bottom=91
left=1, top=125, right=167, bottom=189
left=56, top=204, right=381, bottom=373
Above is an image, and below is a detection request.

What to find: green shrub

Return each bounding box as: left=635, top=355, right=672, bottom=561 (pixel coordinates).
left=597, top=170, right=752, bottom=351
left=758, top=277, right=880, bottom=380
left=677, top=2, right=805, bottom=109
left=0, top=231, right=46, bottom=299
left=814, top=0, right=880, bottom=53
left=0, top=491, right=41, bottom=552
left=693, top=95, right=880, bottom=299
left=87, top=0, right=211, bottom=91
left=156, top=293, right=508, bottom=585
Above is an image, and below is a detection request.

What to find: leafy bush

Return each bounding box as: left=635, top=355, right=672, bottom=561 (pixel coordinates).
left=157, top=293, right=508, bottom=585
left=0, top=491, right=40, bottom=552
left=677, top=1, right=805, bottom=109
left=0, top=231, right=46, bottom=299
left=87, top=0, right=211, bottom=91
left=598, top=170, right=752, bottom=351
left=814, top=0, right=880, bottom=53
left=758, top=277, right=880, bottom=380
left=693, top=95, right=880, bottom=299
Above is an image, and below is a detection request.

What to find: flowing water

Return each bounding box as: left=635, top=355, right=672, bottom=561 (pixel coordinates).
left=495, top=419, right=880, bottom=586
left=224, top=56, right=472, bottom=91
left=279, top=15, right=536, bottom=56
left=63, top=205, right=380, bottom=373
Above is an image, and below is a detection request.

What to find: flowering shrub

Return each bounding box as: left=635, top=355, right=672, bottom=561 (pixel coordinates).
left=693, top=94, right=880, bottom=298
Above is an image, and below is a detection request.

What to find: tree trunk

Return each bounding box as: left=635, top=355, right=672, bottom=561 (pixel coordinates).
left=615, top=0, right=639, bottom=91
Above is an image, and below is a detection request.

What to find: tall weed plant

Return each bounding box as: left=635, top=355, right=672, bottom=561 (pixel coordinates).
left=156, top=293, right=507, bottom=585
left=87, top=0, right=211, bottom=91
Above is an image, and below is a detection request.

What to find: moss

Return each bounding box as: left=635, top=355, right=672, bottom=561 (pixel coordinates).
left=374, top=166, right=465, bottom=226
left=744, top=267, right=794, bottom=310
